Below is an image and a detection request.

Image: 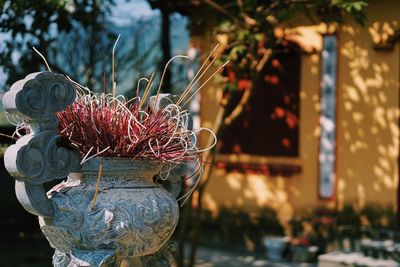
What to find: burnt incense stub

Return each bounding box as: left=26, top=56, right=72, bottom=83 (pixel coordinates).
left=3, top=72, right=179, bottom=267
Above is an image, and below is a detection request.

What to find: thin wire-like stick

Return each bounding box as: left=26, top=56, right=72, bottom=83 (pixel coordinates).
left=136, top=77, right=149, bottom=99
left=177, top=56, right=218, bottom=106
left=32, top=46, right=52, bottom=72
left=158, top=163, right=175, bottom=181
left=65, top=75, right=93, bottom=94
left=193, top=127, right=217, bottom=153
left=0, top=132, right=17, bottom=140
left=154, top=55, right=190, bottom=107
left=5, top=113, right=23, bottom=126
left=134, top=77, right=149, bottom=114
left=113, top=98, right=145, bottom=128
left=112, top=34, right=121, bottom=105
left=177, top=157, right=203, bottom=204
left=80, top=147, right=94, bottom=164
left=57, top=52, right=219, bottom=172
left=91, top=163, right=103, bottom=210
left=181, top=60, right=230, bottom=108
left=176, top=44, right=219, bottom=105
left=103, top=72, right=107, bottom=95
left=177, top=44, right=219, bottom=104
left=82, top=146, right=110, bottom=164
left=139, top=73, right=155, bottom=110
left=140, top=81, right=154, bottom=110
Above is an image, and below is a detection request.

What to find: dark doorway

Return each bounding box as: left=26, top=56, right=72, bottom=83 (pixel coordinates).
left=220, top=45, right=301, bottom=157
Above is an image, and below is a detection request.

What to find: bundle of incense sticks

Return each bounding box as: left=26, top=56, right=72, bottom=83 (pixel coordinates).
left=56, top=43, right=227, bottom=164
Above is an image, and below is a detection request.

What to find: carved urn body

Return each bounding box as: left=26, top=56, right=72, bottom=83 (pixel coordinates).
left=41, top=158, right=179, bottom=266
left=2, top=72, right=181, bottom=267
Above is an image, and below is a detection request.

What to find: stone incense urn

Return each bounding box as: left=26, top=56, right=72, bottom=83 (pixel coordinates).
left=3, top=72, right=180, bottom=266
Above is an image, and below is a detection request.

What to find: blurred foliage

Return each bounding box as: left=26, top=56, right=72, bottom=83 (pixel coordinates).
left=186, top=0, right=368, bottom=156
left=0, top=0, right=188, bottom=94
left=0, top=0, right=116, bottom=87
left=179, top=204, right=396, bottom=258
left=290, top=207, right=337, bottom=254
left=176, top=207, right=284, bottom=252
left=337, top=204, right=362, bottom=226
left=289, top=204, right=397, bottom=254
left=337, top=204, right=397, bottom=229
left=200, top=0, right=368, bottom=93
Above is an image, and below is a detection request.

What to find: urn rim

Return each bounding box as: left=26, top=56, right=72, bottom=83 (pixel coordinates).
left=79, top=157, right=163, bottom=175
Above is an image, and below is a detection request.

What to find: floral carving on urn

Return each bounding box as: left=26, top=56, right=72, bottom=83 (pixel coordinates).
left=40, top=158, right=179, bottom=261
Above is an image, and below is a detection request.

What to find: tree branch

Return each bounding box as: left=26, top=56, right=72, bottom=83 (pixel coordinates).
left=223, top=88, right=251, bottom=126
left=199, top=105, right=225, bottom=187
left=256, top=48, right=272, bottom=72
left=201, top=0, right=248, bottom=29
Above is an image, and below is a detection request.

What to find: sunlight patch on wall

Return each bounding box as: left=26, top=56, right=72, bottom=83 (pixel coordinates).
left=357, top=183, right=365, bottom=208
left=203, top=192, right=219, bottom=216
left=225, top=172, right=244, bottom=191
left=338, top=17, right=399, bottom=206
left=337, top=179, right=346, bottom=210
left=369, top=21, right=399, bottom=46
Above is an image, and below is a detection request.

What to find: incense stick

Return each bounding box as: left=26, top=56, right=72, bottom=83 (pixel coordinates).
left=176, top=44, right=219, bottom=105
left=181, top=60, right=230, bottom=108
left=32, top=46, right=52, bottom=72
left=177, top=56, right=218, bottom=106
left=112, top=35, right=121, bottom=106
left=91, top=162, right=103, bottom=210
left=139, top=73, right=155, bottom=110
left=154, top=55, right=189, bottom=109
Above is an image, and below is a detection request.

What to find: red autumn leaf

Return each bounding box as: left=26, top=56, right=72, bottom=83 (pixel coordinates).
left=271, top=59, right=281, bottom=69
left=238, top=79, right=250, bottom=90
left=274, top=107, right=286, bottom=118
left=264, top=74, right=279, bottom=84
left=286, top=112, right=298, bottom=128
left=228, top=71, right=236, bottom=83
left=282, top=138, right=291, bottom=148
left=284, top=95, right=290, bottom=105
left=232, top=143, right=242, bottom=153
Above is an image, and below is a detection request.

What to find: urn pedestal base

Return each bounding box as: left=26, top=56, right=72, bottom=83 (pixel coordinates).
left=52, top=242, right=175, bottom=267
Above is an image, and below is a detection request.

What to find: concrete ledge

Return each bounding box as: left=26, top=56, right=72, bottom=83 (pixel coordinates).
left=318, top=252, right=399, bottom=267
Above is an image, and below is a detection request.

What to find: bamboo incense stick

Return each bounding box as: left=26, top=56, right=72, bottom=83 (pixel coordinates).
left=181, top=60, right=230, bottom=108
left=91, top=163, right=103, bottom=210
left=176, top=43, right=219, bottom=105
left=139, top=73, right=155, bottom=110
left=112, top=35, right=121, bottom=108
left=32, top=46, right=52, bottom=72
left=154, top=55, right=189, bottom=108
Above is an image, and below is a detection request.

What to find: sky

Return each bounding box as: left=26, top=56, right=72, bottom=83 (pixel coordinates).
left=0, top=0, right=161, bottom=87
left=111, top=0, right=160, bottom=26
